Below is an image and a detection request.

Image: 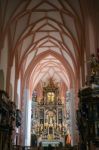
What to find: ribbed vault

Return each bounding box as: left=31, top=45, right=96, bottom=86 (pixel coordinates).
left=1, top=0, right=99, bottom=146
left=0, top=0, right=86, bottom=99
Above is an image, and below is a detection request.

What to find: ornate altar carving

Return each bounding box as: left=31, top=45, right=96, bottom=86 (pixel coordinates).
left=16, top=109, right=22, bottom=128
left=31, top=79, right=66, bottom=146
left=0, top=90, right=16, bottom=150
left=0, top=90, right=22, bottom=149
left=77, top=59, right=99, bottom=149
left=88, top=54, right=99, bottom=75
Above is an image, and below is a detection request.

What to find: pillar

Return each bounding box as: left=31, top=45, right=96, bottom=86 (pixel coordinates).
left=23, top=88, right=32, bottom=146
left=66, top=89, right=77, bottom=146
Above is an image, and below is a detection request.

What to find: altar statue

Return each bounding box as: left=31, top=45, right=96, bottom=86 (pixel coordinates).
left=88, top=54, right=99, bottom=75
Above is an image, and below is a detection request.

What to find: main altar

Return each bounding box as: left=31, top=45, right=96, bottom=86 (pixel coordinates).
left=31, top=79, right=66, bottom=146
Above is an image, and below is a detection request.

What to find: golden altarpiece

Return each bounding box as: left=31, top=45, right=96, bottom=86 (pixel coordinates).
left=31, top=79, right=66, bottom=146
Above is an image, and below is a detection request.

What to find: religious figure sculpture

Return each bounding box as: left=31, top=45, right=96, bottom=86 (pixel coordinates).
left=89, top=54, right=99, bottom=75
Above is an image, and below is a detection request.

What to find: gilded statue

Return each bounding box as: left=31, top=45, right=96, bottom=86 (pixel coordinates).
left=88, top=54, right=99, bottom=75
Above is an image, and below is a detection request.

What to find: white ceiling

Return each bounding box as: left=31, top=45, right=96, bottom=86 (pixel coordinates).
left=1, top=0, right=85, bottom=89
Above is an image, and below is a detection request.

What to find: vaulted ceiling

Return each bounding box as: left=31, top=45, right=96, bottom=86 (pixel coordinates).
left=1, top=0, right=96, bottom=92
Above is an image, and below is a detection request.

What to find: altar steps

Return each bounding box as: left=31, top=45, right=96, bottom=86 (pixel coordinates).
left=12, top=145, right=78, bottom=150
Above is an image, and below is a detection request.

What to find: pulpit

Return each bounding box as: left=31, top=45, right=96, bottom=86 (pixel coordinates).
left=77, top=85, right=99, bottom=149
left=77, top=54, right=99, bottom=149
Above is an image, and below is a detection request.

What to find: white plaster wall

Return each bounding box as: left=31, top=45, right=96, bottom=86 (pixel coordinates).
left=10, top=57, right=15, bottom=101
left=25, top=100, right=32, bottom=146
left=17, top=78, right=21, bottom=109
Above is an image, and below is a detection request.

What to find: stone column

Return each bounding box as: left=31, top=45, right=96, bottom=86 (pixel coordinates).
left=66, top=89, right=76, bottom=146
left=23, top=88, right=32, bottom=146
